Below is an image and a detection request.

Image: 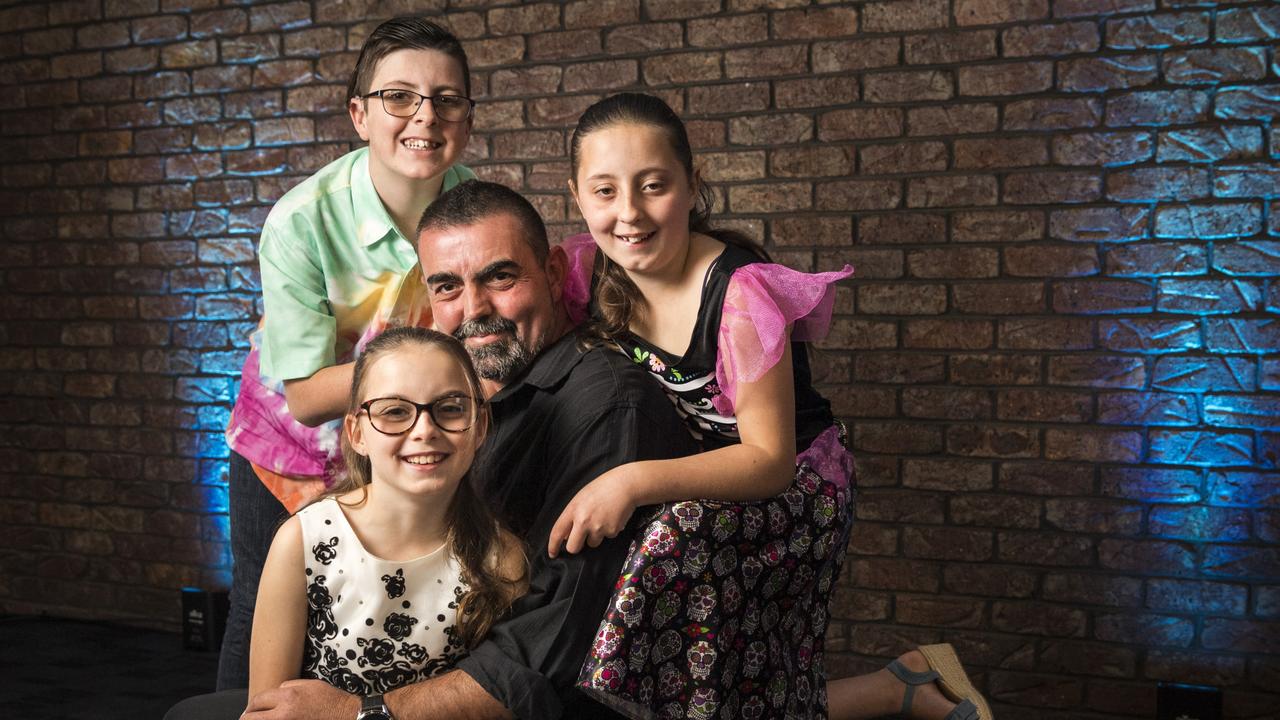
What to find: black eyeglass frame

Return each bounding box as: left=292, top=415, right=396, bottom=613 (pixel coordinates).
left=361, top=89, right=476, bottom=122
left=358, top=395, right=482, bottom=435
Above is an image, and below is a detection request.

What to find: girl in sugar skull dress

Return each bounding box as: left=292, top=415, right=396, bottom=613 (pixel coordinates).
left=553, top=93, right=991, bottom=720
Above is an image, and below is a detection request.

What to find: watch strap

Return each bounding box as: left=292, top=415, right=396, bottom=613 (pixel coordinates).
left=357, top=694, right=392, bottom=720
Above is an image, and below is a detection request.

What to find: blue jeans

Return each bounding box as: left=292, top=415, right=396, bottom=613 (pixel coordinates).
left=215, top=450, right=287, bottom=691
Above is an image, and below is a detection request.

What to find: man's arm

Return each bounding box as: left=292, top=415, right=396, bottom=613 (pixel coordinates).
left=242, top=669, right=508, bottom=720
left=451, top=381, right=698, bottom=719
left=386, top=669, right=511, bottom=719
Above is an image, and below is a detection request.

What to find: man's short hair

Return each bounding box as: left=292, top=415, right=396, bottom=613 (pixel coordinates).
left=417, top=180, right=550, bottom=264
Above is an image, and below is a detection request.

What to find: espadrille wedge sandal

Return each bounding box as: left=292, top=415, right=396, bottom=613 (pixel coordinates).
left=901, top=643, right=991, bottom=720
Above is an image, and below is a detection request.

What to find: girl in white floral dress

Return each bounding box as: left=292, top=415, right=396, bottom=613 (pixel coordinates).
left=248, top=328, right=524, bottom=705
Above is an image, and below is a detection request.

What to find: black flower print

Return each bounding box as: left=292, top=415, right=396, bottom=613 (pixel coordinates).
left=307, top=575, right=333, bottom=609
left=382, top=568, right=406, bottom=599
left=312, top=536, right=339, bottom=565
left=308, top=605, right=339, bottom=643
left=301, top=638, right=320, bottom=674
left=306, top=577, right=338, bottom=641
left=357, top=637, right=396, bottom=667
left=440, top=623, right=466, bottom=659
left=421, top=655, right=456, bottom=679
left=399, top=642, right=428, bottom=664
left=383, top=612, right=417, bottom=641
left=374, top=661, right=418, bottom=692
left=324, top=665, right=367, bottom=695
left=322, top=645, right=344, bottom=667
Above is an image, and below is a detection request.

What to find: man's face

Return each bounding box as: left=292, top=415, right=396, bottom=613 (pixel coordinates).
left=418, top=213, right=565, bottom=392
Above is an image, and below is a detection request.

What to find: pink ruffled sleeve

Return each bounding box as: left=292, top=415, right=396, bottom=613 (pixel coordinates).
left=558, top=233, right=598, bottom=326
left=712, top=262, right=853, bottom=416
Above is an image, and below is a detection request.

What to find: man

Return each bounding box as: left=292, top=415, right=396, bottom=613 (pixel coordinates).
left=170, top=182, right=696, bottom=720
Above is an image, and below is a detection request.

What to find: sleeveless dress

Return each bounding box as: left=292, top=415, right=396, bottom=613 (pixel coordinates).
left=561, top=235, right=857, bottom=720
left=297, top=498, right=468, bottom=694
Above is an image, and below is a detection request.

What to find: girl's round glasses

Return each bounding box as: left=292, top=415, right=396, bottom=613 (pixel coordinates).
left=359, top=396, right=479, bottom=435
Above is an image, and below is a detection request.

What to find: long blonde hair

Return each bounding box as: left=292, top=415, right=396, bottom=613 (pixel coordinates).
left=330, top=326, right=526, bottom=649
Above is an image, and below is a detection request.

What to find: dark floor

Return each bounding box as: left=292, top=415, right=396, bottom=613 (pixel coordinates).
left=1, top=615, right=219, bottom=720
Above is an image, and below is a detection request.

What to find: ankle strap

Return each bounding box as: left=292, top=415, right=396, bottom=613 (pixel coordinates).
left=886, top=659, right=941, bottom=715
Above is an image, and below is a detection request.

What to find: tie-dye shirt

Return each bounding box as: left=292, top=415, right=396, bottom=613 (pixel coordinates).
left=225, top=147, right=474, bottom=510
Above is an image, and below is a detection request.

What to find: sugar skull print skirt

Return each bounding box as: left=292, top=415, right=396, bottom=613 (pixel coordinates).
left=578, top=424, right=855, bottom=720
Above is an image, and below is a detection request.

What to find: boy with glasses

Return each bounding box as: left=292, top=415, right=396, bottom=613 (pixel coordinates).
left=219, top=16, right=477, bottom=690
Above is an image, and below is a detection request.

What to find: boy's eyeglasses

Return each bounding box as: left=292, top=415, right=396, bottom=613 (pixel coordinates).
left=359, top=396, right=480, bottom=435
left=362, top=89, right=475, bottom=122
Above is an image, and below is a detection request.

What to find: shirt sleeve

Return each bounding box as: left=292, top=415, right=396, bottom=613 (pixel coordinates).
left=455, top=401, right=694, bottom=719
left=257, top=219, right=338, bottom=381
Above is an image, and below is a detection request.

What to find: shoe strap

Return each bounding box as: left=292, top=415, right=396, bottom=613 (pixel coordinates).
left=886, top=659, right=941, bottom=715
left=944, top=698, right=980, bottom=720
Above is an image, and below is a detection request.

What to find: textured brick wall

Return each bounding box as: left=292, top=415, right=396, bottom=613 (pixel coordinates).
left=1, top=0, right=1277, bottom=716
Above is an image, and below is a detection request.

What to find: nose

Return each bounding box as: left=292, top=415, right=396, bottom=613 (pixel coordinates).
left=412, top=95, right=437, bottom=125
left=461, top=284, right=492, bottom=323
left=618, top=188, right=643, bottom=224
left=408, top=404, right=441, bottom=440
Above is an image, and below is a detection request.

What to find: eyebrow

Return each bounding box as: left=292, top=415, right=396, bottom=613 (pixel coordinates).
left=366, top=390, right=471, bottom=404
left=475, top=259, right=521, bottom=282
left=381, top=80, right=465, bottom=94
left=583, top=167, right=673, bottom=183
left=425, top=259, right=521, bottom=289
left=424, top=270, right=462, bottom=287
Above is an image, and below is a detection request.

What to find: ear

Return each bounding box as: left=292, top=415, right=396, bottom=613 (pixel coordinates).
left=348, top=96, right=371, bottom=142
left=567, top=179, right=586, bottom=217
left=344, top=412, right=369, bottom=458
left=690, top=166, right=703, bottom=201
left=545, top=244, right=568, bottom=304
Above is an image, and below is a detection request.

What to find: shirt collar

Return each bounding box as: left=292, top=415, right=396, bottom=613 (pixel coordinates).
left=351, top=149, right=400, bottom=248
left=490, top=327, right=589, bottom=403
left=352, top=156, right=472, bottom=249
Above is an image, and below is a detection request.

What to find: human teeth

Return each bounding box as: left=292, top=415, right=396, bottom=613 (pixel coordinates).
left=404, top=454, right=444, bottom=465
left=403, top=139, right=437, bottom=150
left=616, top=232, right=653, bottom=245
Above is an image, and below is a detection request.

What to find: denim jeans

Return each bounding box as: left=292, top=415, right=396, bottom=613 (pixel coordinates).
left=215, top=450, right=287, bottom=691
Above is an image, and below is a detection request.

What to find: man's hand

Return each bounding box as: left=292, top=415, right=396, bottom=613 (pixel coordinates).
left=243, top=679, right=358, bottom=720
left=547, top=465, right=640, bottom=557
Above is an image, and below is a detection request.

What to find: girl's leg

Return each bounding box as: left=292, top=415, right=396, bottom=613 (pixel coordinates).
left=827, top=650, right=959, bottom=720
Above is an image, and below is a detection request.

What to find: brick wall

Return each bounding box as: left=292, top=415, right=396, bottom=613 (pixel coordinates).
left=1, top=0, right=1277, bottom=716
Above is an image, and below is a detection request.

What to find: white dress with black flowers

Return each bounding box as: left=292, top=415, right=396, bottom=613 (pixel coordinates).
left=297, top=497, right=468, bottom=695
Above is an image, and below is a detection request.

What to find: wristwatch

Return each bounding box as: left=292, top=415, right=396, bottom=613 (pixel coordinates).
left=357, top=694, right=394, bottom=720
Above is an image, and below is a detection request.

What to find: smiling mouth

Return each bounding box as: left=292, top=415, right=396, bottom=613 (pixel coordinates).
left=614, top=231, right=655, bottom=245
left=402, top=138, right=441, bottom=150
left=403, top=453, right=447, bottom=465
